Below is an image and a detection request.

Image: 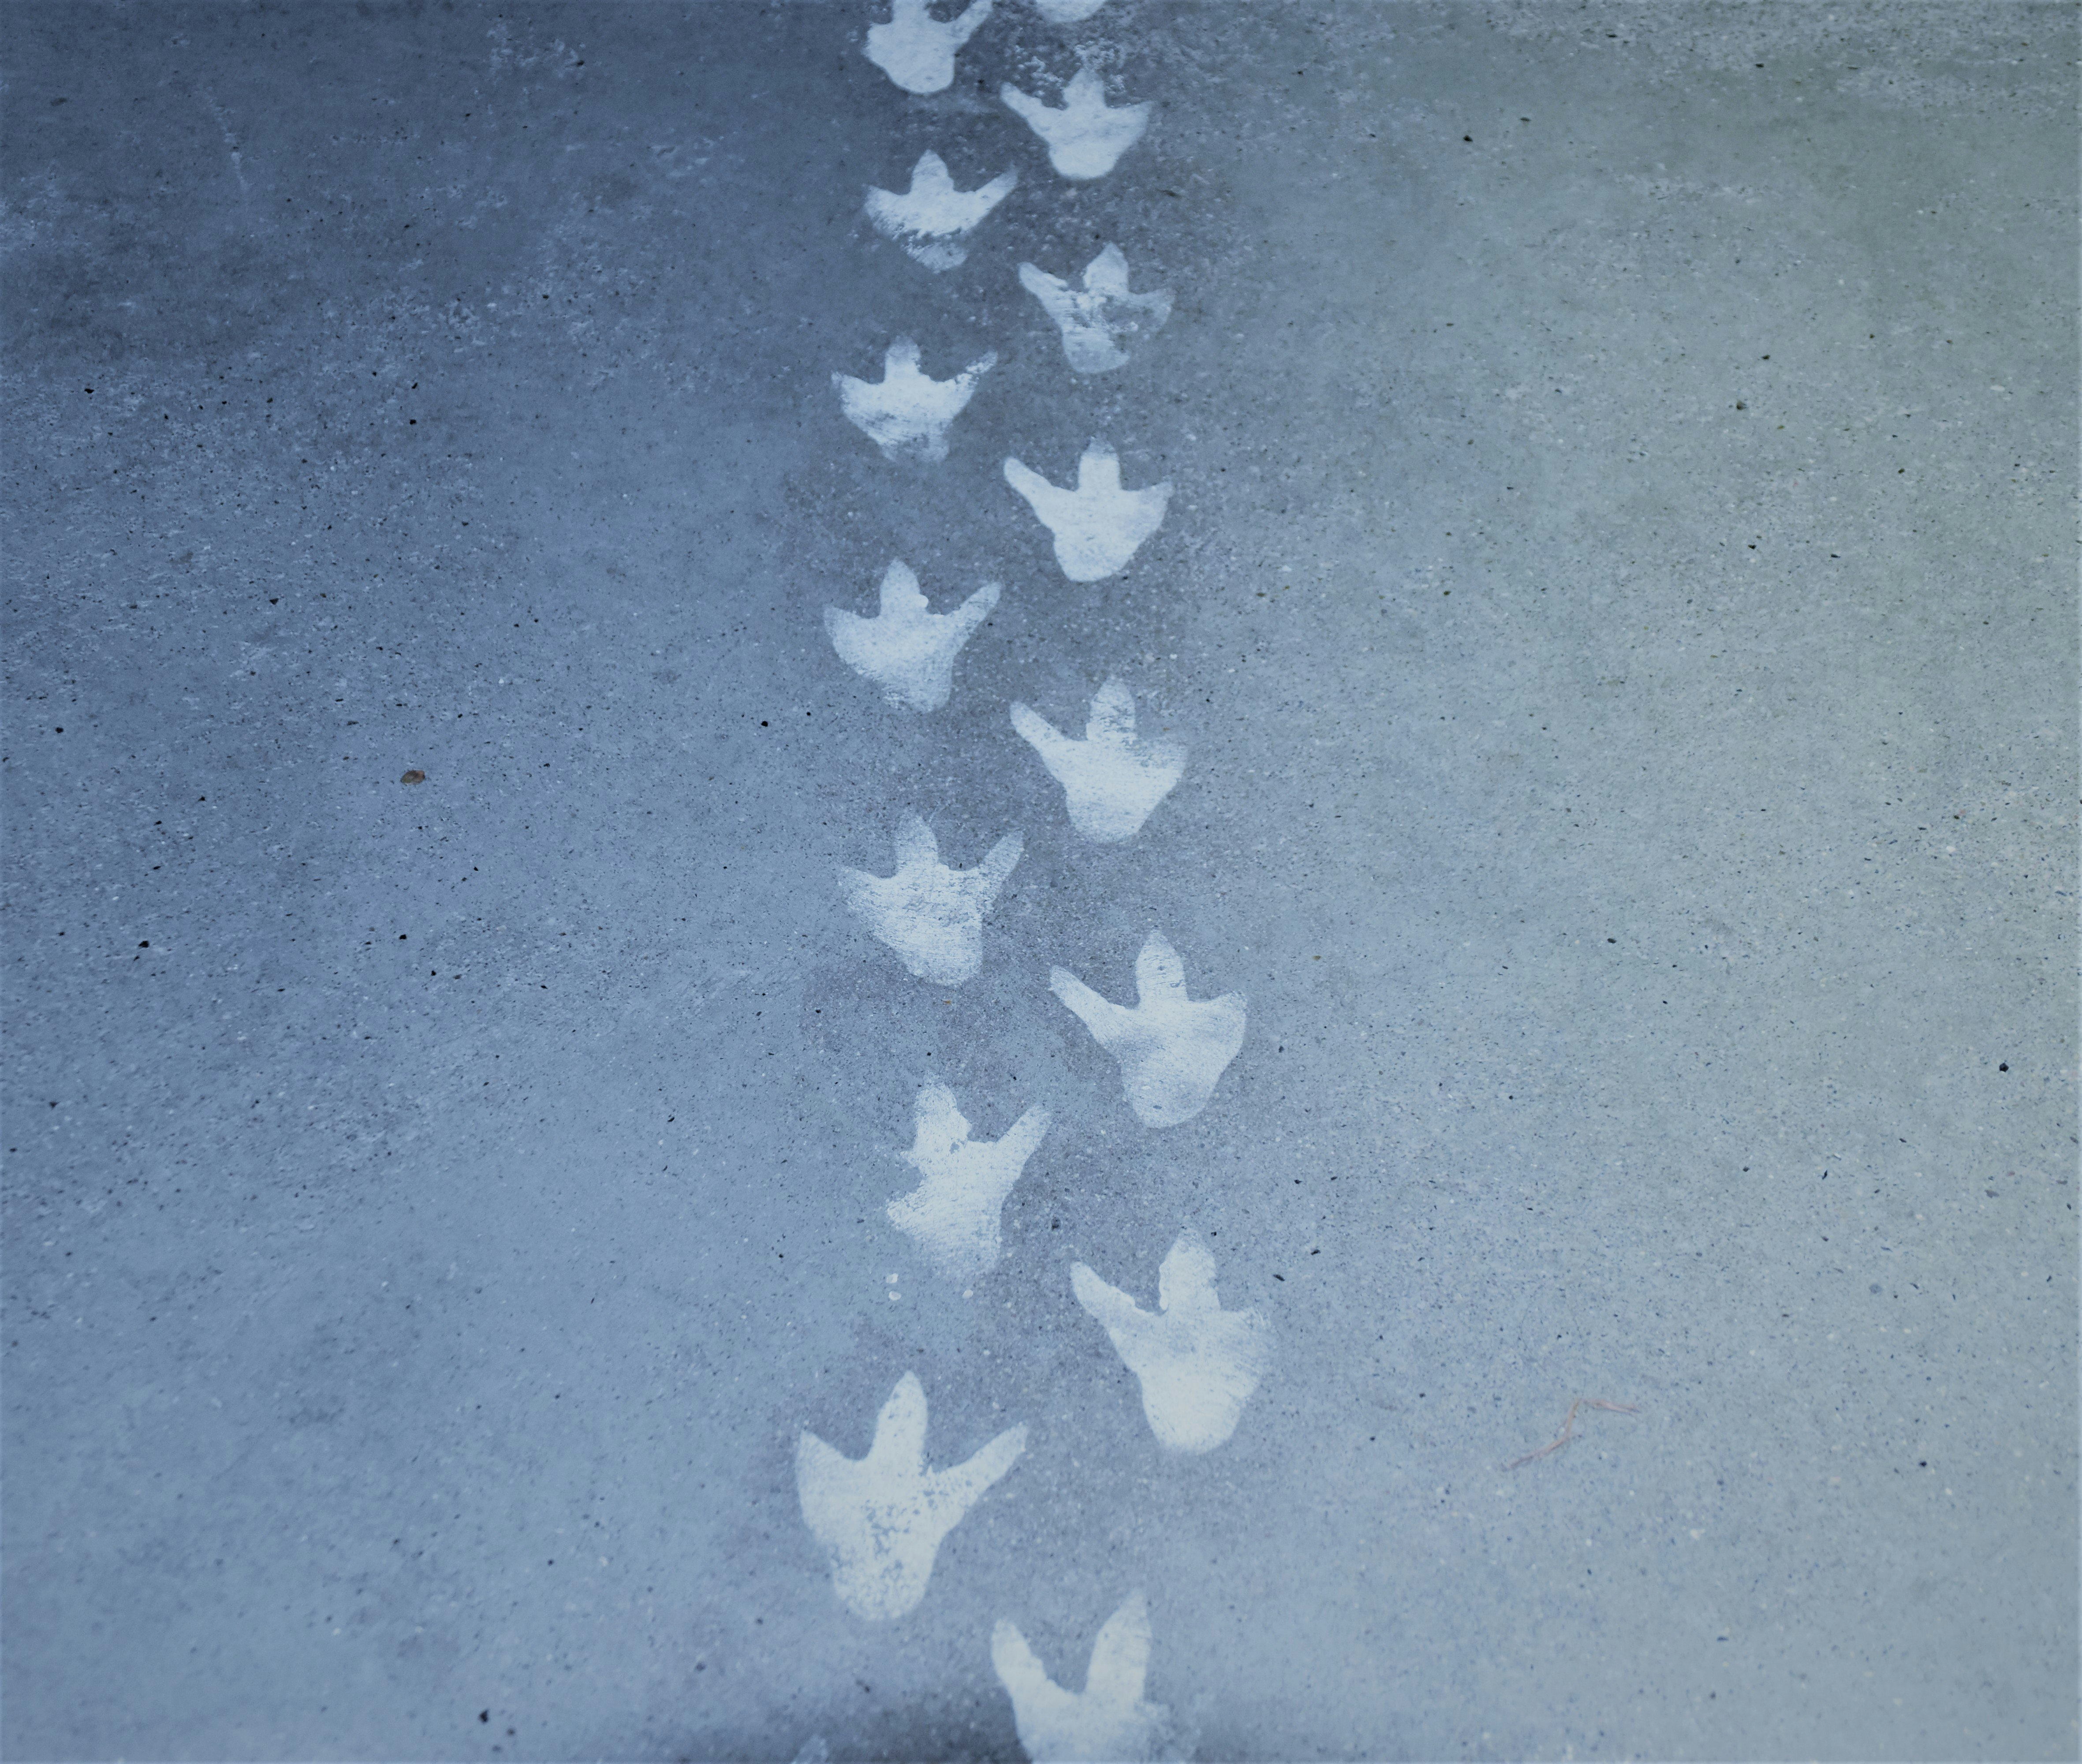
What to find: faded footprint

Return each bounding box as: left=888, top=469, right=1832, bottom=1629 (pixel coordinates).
left=992, top=1592, right=1176, bottom=1762
left=886, top=1083, right=1051, bottom=1279
left=1011, top=675, right=1184, bottom=842
left=1071, top=1232, right=1272, bottom=1452
left=797, top=1372, right=1026, bottom=1620
left=866, top=151, right=1018, bottom=271
left=836, top=338, right=996, bottom=463
left=1049, top=931, right=1243, bottom=1125
left=1019, top=244, right=1172, bottom=372
left=1030, top=0, right=1112, bottom=22
left=865, top=0, right=993, bottom=95
left=826, top=560, right=1000, bottom=712
left=842, top=814, right=1022, bottom=985
left=1002, top=442, right=1170, bottom=581
left=1001, top=67, right=1150, bottom=180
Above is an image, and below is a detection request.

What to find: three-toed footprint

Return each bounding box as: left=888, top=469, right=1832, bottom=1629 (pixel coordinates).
left=1050, top=931, right=1245, bottom=1125
left=991, top=1591, right=1176, bottom=1762
left=863, top=0, right=992, bottom=95
left=1003, top=442, right=1171, bottom=580
left=866, top=151, right=1019, bottom=272
left=1011, top=676, right=1185, bottom=842
left=1071, top=1232, right=1272, bottom=1452
left=796, top=1372, right=1026, bottom=1620
left=836, top=338, right=996, bottom=463
left=1019, top=245, right=1172, bottom=373
left=885, top=1083, right=1051, bottom=1279
left=1001, top=67, right=1150, bottom=181
left=841, top=815, right=1022, bottom=985
left=825, top=560, right=1000, bottom=711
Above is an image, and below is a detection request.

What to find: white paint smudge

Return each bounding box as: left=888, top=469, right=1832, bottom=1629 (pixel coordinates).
left=826, top=561, right=1000, bottom=712
left=864, top=0, right=993, bottom=95
left=1019, top=245, right=1172, bottom=373
left=1000, top=67, right=1150, bottom=180
left=1071, top=1233, right=1271, bottom=1453
left=797, top=1372, right=1026, bottom=1621
left=1049, top=932, right=1244, bottom=1126
left=836, top=338, right=996, bottom=463
left=1002, top=443, right=1170, bottom=581
left=866, top=151, right=1019, bottom=271
left=1011, top=676, right=1184, bottom=842
left=886, top=1084, right=1051, bottom=1279
left=842, top=815, right=1022, bottom=985
left=992, top=1592, right=1176, bottom=1762
left=1030, top=0, right=1112, bottom=22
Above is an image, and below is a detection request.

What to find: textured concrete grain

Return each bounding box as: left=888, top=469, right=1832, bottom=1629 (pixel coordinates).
left=4, top=4, right=2075, bottom=1760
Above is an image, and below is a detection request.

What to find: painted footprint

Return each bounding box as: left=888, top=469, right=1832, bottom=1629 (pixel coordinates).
left=992, top=1592, right=1176, bottom=1762
left=1019, top=245, right=1172, bottom=373
left=886, top=1083, right=1051, bottom=1279
left=1030, top=0, right=1112, bottom=22
left=797, top=1372, right=1026, bottom=1620
left=866, top=151, right=1019, bottom=271
left=842, top=815, right=1022, bottom=985
left=1071, top=1232, right=1272, bottom=1453
left=836, top=338, right=996, bottom=463
left=1049, top=931, right=1244, bottom=1125
left=826, top=561, right=1000, bottom=712
left=1011, top=676, right=1184, bottom=842
left=864, top=0, right=993, bottom=95
left=1002, top=443, right=1170, bottom=581
left=1000, top=67, right=1150, bottom=180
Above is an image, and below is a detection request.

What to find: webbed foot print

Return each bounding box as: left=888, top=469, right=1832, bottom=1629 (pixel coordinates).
left=865, top=0, right=993, bottom=95
left=1049, top=932, right=1243, bottom=1125
left=797, top=1372, right=1026, bottom=1620
left=842, top=814, right=1022, bottom=984
left=1019, top=245, right=1172, bottom=373
left=826, top=561, right=1000, bottom=711
left=992, top=1592, right=1178, bottom=1762
left=1071, top=1232, right=1272, bottom=1452
left=1002, top=442, right=1170, bottom=581
left=1011, top=676, right=1184, bottom=842
left=866, top=151, right=1018, bottom=271
left=886, top=1084, right=1051, bottom=1278
left=1001, top=67, right=1150, bottom=180
left=836, top=338, right=996, bottom=463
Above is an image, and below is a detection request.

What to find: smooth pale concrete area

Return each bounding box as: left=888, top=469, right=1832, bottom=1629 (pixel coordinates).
left=4, top=4, right=2074, bottom=1760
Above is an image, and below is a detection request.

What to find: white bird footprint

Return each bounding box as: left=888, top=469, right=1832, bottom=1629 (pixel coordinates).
left=864, top=0, right=992, bottom=95
left=826, top=561, right=999, bottom=712
left=836, top=338, right=995, bottom=463
left=1072, top=1233, right=1272, bottom=1453
left=992, top=1592, right=1176, bottom=1763
left=1019, top=245, right=1172, bottom=373
left=1001, top=67, right=1150, bottom=180
left=886, top=1084, right=1051, bottom=1279
left=1003, top=443, right=1170, bottom=581
left=866, top=151, right=1018, bottom=272
left=1030, top=0, right=1112, bottom=22
left=1050, top=932, right=1244, bottom=1126
left=842, top=815, right=1022, bottom=985
left=796, top=1372, right=1026, bottom=1621
left=1011, top=676, right=1184, bottom=842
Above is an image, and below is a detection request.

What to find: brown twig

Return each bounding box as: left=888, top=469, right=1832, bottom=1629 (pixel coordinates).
left=1505, top=1397, right=1639, bottom=1470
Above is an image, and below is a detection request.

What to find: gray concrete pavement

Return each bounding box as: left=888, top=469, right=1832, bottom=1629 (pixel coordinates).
left=4, top=3, right=2075, bottom=1759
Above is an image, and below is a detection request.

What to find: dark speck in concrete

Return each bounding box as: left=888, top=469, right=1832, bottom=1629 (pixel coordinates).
left=3, top=4, right=2069, bottom=1760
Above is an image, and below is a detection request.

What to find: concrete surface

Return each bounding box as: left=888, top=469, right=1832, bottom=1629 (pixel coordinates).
left=4, top=3, right=2075, bottom=1759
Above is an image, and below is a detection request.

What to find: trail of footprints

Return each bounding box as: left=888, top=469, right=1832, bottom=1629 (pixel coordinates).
left=797, top=6, right=1257, bottom=1755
